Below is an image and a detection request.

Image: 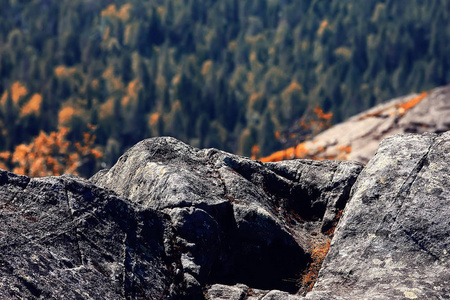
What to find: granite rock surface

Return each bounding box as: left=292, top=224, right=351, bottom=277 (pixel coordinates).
left=1, top=132, right=450, bottom=299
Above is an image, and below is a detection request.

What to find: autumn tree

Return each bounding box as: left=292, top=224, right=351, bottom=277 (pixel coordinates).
left=0, top=126, right=102, bottom=178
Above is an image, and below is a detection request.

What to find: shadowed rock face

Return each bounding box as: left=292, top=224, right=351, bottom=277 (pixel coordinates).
left=0, top=171, right=181, bottom=299
left=1, top=132, right=450, bottom=299
left=91, top=137, right=362, bottom=295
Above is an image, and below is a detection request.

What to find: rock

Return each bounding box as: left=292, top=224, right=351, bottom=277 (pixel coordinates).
left=3, top=130, right=450, bottom=299
left=307, top=132, right=450, bottom=299
left=263, top=85, right=450, bottom=164
left=91, top=137, right=362, bottom=293
left=0, top=170, right=182, bottom=299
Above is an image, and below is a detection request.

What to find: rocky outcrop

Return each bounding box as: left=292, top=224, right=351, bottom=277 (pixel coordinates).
left=305, top=132, right=450, bottom=299
left=91, top=137, right=362, bottom=296
left=1, top=132, right=450, bottom=299
left=0, top=171, right=181, bottom=299
left=262, top=85, right=450, bottom=164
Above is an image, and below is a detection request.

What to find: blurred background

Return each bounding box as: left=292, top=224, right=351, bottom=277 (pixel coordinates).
left=0, top=0, right=449, bottom=177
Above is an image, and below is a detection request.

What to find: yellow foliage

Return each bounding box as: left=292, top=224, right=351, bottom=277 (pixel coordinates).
left=201, top=60, right=213, bottom=76
left=99, top=98, right=115, bottom=120
left=11, top=81, right=27, bottom=103
left=54, top=65, right=77, bottom=78
left=91, top=79, right=100, bottom=89
left=227, top=40, right=237, bottom=51
left=54, top=65, right=67, bottom=77
left=111, top=77, right=124, bottom=91
left=284, top=81, right=302, bottom=94
left=149, top=112, right=160, bottom=127
left=101, top=4, right=118, bottom=17
left=317, top=20, right=330, bottom=36
left=0, top=162, right=8, bottom=170
left=117, top=3, right=132, bottom=21
left=127, top=79, right=141, bottom=99
left=249, top=51, right=257, bottom=62
left=124, top=24, right=132, bottom=45
left=172, top=74, right=181, bottom=86
left=250, top=144, right=260, bottom=160
left=1, top=127, right=103, bottom=177
left=101, top=3, right=132, bottom=22
left=248, top=93, right=262, bottom=108
left=103, top=26, right=110, bottom=41
left=20, top=93, right=42, bottom=117
left=102, top=67, right=114, bottom=80
left=334, top=47, right=352, bottom=60
left=0, top=151, right=10, bottom=161
left=58, top=106, right=76, bottom=125
left=0, top=91, right=8, bottom=106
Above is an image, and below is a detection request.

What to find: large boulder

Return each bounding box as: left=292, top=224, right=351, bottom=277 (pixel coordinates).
left=306, top=132, right=450, bottom=299
left=0, top=171, right=182, bottom=299
left=91, top=137, right=362, bottom=294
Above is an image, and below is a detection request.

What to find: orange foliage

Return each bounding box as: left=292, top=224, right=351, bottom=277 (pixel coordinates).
left=275, top=131, right=280, bottom=140
left=101, top=3, right=132, bottom=21
left=248, top=93, right=262, bottom=108
left=258, top=105, right=334, bottom=163
left=127, top=79, right=141, bottom=99
left=313, top=106, right=333, bottom=120
left=0, top=127, right=103, bottom=177
left=11, top=81, right=27, bottom=103
left=58, top=106, right=76, bottom=125
left=251, top=145, right=261, bottom=160
left=317, top=20, right=330, bottom=36
left=149, top=112, right=160, bottom=127
left=99, top=98, right=115, bottom=120
left=0, top=91, right=8, bottom=105
left=201, top=60, right=213, bottom=75
left=54, top=65, right=77, bottom=78
left=172, top=74, right=181, bottom=86
left=301, top=239, right=331, bottom=292
left=284, top=81, right=302, bottom=94
left=20, top=93, right=42, bottom=116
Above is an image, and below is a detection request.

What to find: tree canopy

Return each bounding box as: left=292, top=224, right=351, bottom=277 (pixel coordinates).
left=0, top=0, right=449, bottom=177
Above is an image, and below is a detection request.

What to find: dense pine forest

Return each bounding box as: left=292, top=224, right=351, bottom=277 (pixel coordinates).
left=1, top=0, right=449, bottom=177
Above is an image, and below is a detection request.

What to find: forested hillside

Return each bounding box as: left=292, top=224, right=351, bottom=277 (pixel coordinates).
left=1, top=0, right=449, bottom=177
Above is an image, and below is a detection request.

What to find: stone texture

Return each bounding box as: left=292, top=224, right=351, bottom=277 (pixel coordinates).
left=2, top=130, right=450, bottom=299
left=0, top=171, right=182, bottom=299
left=91, top=137, right=363, bottom=294
left=307, top=132, right=450, bottom=299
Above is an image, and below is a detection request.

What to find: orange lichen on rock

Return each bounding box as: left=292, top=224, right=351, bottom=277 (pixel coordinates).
left=301, top=239, right=331, bottom=292
left=396, top=92, right=428, bottom=113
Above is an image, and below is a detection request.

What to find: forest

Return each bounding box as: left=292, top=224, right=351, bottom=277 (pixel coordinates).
left=0, top=0, right=449, bottom=177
